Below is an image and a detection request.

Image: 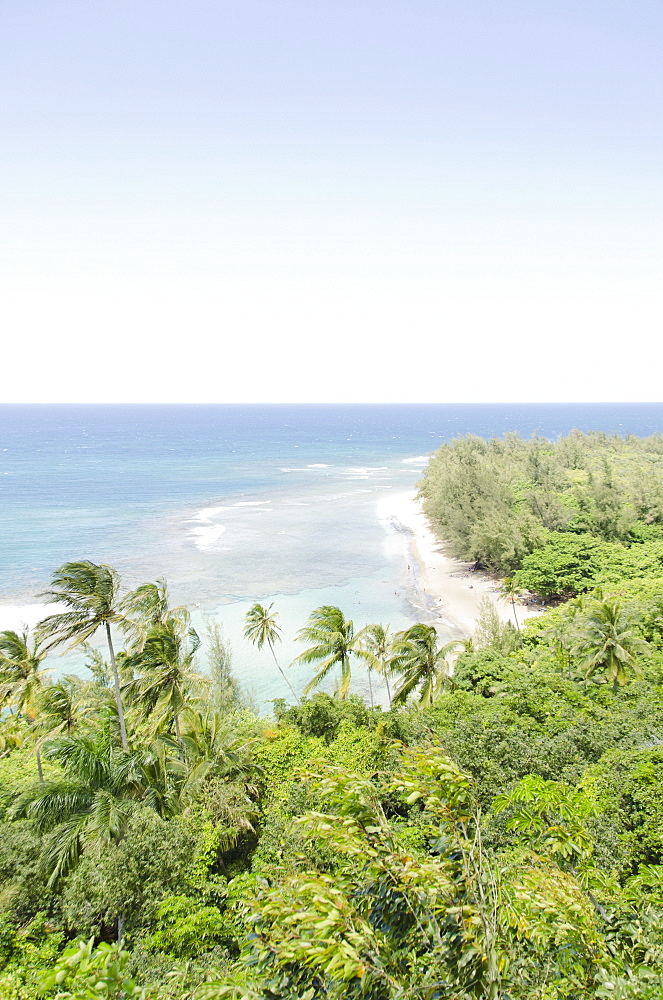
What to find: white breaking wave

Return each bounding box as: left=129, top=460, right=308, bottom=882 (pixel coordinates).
left=0, top=602, right=69, bottom=633
left=233, top=501, right=272, bottom=507
left=402, top=456, right=429, bottom=465
left=344, top=466, right=389, bottom=473
left=189, top=524, right=227, bottom=551
left=188, top=506, right=230, bottom=524
left=307, top=463, right=332, bottom=468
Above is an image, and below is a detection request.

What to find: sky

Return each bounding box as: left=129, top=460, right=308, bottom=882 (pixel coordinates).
left=2, top=1, right=661, bottom=403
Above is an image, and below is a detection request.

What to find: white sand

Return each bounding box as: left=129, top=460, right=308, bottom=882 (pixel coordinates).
left=1, top=495, right=540, bottom=644
left=379, top=491, right=542, bottom=639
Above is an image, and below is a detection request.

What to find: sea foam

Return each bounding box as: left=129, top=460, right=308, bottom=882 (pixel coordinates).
left=188, top=506, right=230, bottom=524
left=189, top=524, right=227, bottom=551
left=0, top=602, right=69, bottom=633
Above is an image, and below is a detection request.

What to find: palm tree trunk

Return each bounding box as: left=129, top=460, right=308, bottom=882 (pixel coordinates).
left=269, top=641, right=300, bottom=704
left=510, top=597, right=520, bottom=633
left=384, top=669, right=392, bottom=710
left=367, top=666, right=374, bottom=709
left=339, top=654, right=351, bottom=699
left=105, top=622, right=128, bottom=751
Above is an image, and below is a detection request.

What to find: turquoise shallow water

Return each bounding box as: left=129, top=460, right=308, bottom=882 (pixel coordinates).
left=2, top=404, right=662, bottom=706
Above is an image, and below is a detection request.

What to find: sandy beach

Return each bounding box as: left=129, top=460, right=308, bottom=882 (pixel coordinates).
left=379, top=491, right=543, bottom=639
left=0, top=494, right=541, bottom=645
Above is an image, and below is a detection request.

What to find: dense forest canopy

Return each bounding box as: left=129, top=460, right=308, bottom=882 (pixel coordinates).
left=2, top=431, right=663, bottom=998
left=419, top=430, right=663, bottom=594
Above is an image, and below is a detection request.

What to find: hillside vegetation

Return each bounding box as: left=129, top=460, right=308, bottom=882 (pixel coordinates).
left=2, top=431, right=663, bottom=999
left=419, top=430, right=663, bottom=595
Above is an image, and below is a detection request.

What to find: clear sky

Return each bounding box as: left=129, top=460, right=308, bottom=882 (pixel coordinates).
left=2, top=1, right=661, bottom=403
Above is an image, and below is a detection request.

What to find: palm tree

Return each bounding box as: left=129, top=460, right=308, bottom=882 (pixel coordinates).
left=0, top=629, right=50, bottom=781
left=9, top=720, right=164, bottom=885
left=37, top=561, right=129, bottom=750
left=120, top=578, right=190, bottom=653
left=244, top=603, right=300, bottom=704
left=498, top=577, right=522, bottom=636
left=571, top=597, right=649, bottom=690
left=358, top=623, right=394, bottom=708
left=390, top=624, right=460, bottom=707
left=172, top=704, right=260, bottom=812
left=123, top=619, right=206, bottom=738
left=292, top=606, right=360, bottom=699
left=36, top=676, right=96, bottom=740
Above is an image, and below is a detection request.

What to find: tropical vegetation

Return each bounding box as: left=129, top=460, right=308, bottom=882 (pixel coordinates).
left=2, top=430, right=663, bottom=998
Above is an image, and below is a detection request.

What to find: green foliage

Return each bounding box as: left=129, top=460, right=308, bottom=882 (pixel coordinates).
left=9, top=723, right=166, bottom=886
left=146, top=895, right=229, bottom=958
left=0, top=628, right=51, bottom=722
left=39, top=937, right=146, bottom=999
left=37, top=560, right=129, bottom=750
left=243, top=748, right=607, bottom=999
left=515, top=532, right=616, bottom=597
left=493, top=774, right=597, bottom=861
left=123, top=617, right=206, bottom=737
left=421, top=431, right=663, bottom=589
left=7, top=545, right=663, bottom=997
left=273, top=693, right=370, bottom=742
left=249, top=726, right=326, bottom=801
left=0, top=745, right=61, bottom=819
left=0, top=916, right=15, bottom=969
left=473, top=596, right=521, bottom=653
left=205, top=623, right=244, bottom=715
left=389, top=622, right=460, bottom=706
left=293, top=605, right=363, bottom=699
left=61, top=810, right=215, bottom=937
left=0, top=915, right=65, bottom=1000
left=585, top=747, right=663, bottom=874
left=452, top=647, right=519, bottom=696
left=0, top=821, right=56, bottom=922
left=571, top=598, right=649, bottom=689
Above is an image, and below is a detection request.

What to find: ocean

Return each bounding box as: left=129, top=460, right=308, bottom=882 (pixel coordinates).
left=2, top=403, right=662, bottom=705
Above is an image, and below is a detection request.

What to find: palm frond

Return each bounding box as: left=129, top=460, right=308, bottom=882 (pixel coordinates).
left=302, top=655, right=343, bottom=694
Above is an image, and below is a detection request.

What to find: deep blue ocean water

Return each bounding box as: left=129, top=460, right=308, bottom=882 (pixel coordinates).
left=2, top=403, right=662, bottom=704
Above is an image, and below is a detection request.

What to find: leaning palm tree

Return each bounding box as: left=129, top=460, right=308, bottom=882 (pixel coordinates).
left=123, top=619, right=206, bottom=738
left=0, top=629, right=51, bottom=781
left=37, top=561, right=129, bottom=750
left=571, top=597, right=649, bottom=690
left=120, top=578, right=190, bottom=653
left=357, top=623, right=394, bottom=709
left=292, top=606, right=360, bottom=699
left=390, top=623, right=460, bottom=707
left=244, top=603, right=300, bottom=704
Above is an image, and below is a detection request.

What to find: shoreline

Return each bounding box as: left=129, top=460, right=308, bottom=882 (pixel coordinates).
left=0, top=492, right=544, bottom=646
left=381, top=491, right=543, bottom=639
